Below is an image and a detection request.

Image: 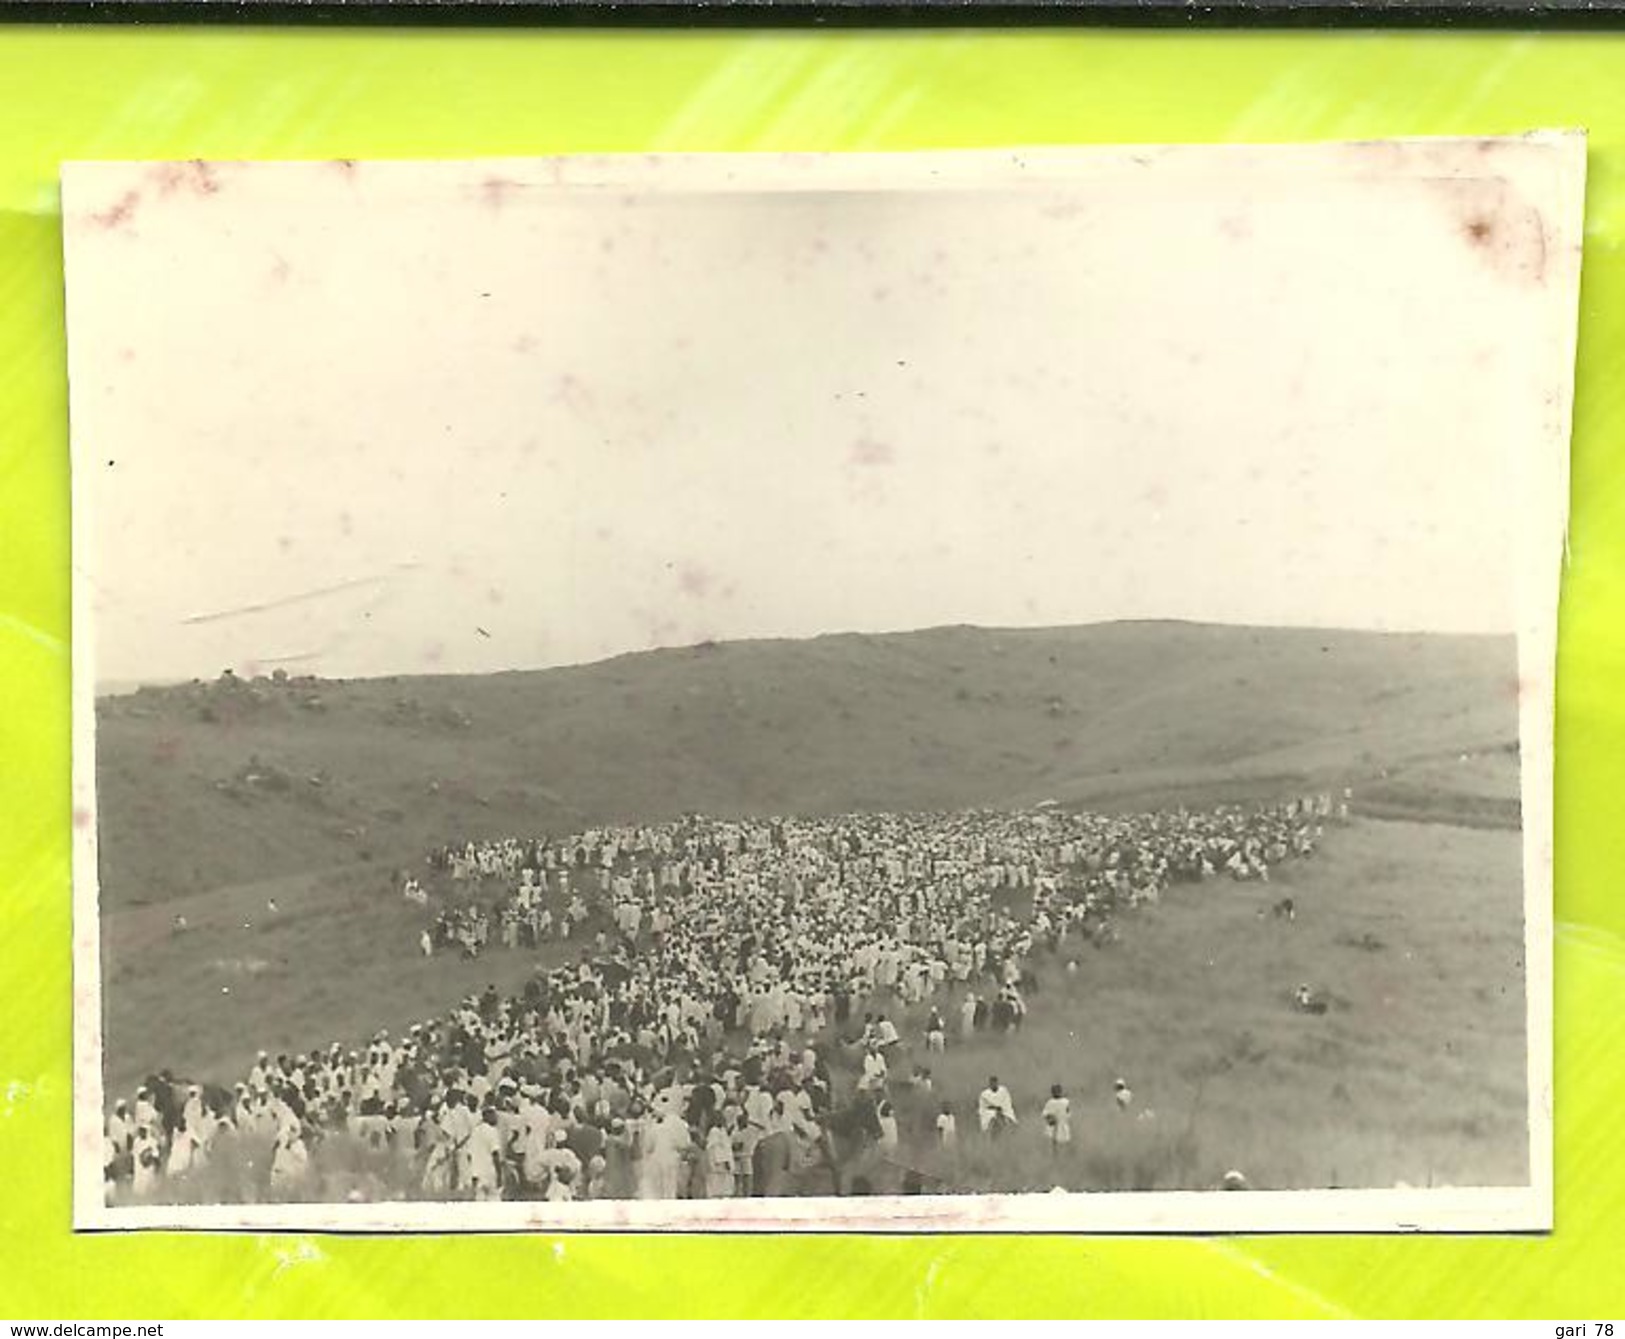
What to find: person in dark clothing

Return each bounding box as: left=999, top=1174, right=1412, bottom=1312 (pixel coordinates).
left=150, top=1073, right=182, bottom=1136
left=686, top=1075, right=718, bottom=1128
left=565, top=1116, right=604, bottom=1171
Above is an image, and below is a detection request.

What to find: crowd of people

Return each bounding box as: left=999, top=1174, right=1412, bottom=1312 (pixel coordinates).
left=425, top=874, right=591, bottom=958
left=104, top=794, right=1346, bottom=1205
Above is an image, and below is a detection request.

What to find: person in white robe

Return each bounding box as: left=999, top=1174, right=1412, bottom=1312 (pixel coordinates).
left=876, top=1101, right=899, bottom=1151
left=743, top=1084, right=774, bottom=1132
left=269, top=1126, right=309, bottom=1193
left=165, top=1119, right=202, bottom=1178
left=977, top=1078, right=1017, bottom=1137
left=131, top=1127, right=162, bottom=1197
left=703, top=1122, right=736, bottom=1198
left=464, top=1110, right=505, bottom=1201
left=1041, top=1084, right=1072, bottom=1152
left=420, top=1122, right=454, bottom=1196
left=519, top=1102, right=555, bottom=1190
left=105, top=1102, right=132, bottom=1179
left=638, top=1110, right=692, bottom=1200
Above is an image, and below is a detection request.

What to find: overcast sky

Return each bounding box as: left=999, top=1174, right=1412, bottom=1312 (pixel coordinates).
left=64, top=146, right=1577, bottom=686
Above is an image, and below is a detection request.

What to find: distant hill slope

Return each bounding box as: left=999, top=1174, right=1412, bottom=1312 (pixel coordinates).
left=93, top=622, right=1521, bottom=907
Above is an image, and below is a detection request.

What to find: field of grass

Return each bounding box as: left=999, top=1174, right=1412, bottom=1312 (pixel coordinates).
left=834, top=818, right=1528, bottom=1194
left=101, top=863, right=584, bottom=1097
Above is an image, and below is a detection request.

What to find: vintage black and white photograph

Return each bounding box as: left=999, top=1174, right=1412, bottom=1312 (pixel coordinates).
left=65, top=142, right=1577, bottom=1231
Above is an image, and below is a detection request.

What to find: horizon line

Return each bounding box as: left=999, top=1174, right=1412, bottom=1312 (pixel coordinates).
left=93, top=614, right=1518, bottom=697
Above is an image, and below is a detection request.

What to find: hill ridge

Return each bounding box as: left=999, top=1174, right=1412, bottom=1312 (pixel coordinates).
left=94, top=621, right=1519, bottom=907
left=97, top=617, right=1515, bottom=698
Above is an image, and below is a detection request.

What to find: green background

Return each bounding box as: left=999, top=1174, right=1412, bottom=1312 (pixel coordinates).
left=2, top=26, right=1623, bottom=1318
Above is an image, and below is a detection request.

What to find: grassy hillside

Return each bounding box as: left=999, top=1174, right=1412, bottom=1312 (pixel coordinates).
left=93, top=621, right=1521, bottom=909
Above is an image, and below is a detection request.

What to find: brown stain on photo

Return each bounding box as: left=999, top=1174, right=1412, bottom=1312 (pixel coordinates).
left=1442, top=176, right=1551, bottom=287
left=150, top=160, right=223, bottom=199
left=1338, top=139, right=1563, bottom=290
left=480, top=176, right=520, bottom=212
left=87, top=160, right=238, bottom=234
left=90, top=190, right=141, bottom=233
